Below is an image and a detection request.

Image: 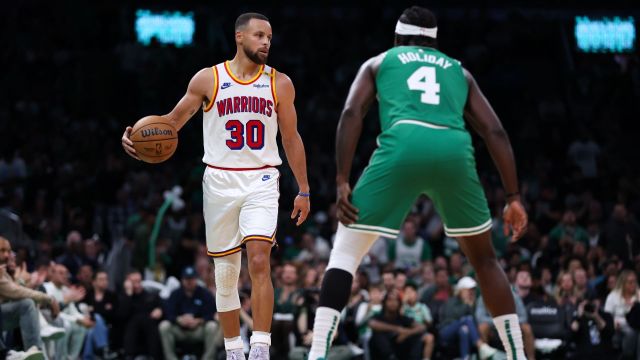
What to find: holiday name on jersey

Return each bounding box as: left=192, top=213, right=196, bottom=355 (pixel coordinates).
left=397, top=51, right=454, bottom=69
left=216, top=96, right=274, bottom=117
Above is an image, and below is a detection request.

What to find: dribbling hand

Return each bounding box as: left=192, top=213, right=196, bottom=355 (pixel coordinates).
left=336, top=182, right=359, bottom=225
left=291, top=195, right=310, bottom=226
left=121, top=126, right=140, bottom=160
left=503, top=199, right=528, bottom=241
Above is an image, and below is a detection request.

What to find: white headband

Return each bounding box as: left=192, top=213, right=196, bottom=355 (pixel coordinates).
left=395, top=21, right=437, bottom=38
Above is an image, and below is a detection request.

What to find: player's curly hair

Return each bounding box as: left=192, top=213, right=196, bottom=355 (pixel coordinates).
left=395, top=6, right=438, bottom=48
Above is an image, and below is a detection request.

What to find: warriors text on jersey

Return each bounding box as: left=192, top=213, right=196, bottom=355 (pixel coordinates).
left=202, top=61, right=282, bottom=169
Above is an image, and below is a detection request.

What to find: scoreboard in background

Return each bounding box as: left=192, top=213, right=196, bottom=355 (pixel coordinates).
left=135, top=9, right=194, bottom=47
left=574, top=16, right=636, bottom=53
left=575, top=16, right=636, bottom=53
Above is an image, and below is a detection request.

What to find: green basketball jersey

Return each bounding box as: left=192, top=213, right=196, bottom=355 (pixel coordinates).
left=376, top=46, right=468, bottom=131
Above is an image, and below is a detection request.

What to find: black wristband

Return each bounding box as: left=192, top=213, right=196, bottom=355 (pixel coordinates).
left=506, top=192, right=520, bottom=198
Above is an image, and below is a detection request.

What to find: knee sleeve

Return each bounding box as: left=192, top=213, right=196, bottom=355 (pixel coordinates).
left=326, top=223, right=379, bottom=276
left=214, top=252, right=241, bottom=312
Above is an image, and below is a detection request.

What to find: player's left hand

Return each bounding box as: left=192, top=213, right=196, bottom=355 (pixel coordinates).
left=503, top=199, right=528, bottom=241
left=291, top=195, right=310, bottom=226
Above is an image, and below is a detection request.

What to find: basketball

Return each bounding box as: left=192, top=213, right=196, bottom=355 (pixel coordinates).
left=130, top=115, right=178, bottom=163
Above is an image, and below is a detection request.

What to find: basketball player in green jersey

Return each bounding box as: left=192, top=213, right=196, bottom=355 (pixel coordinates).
left=309, top=6, right=528, bottom=360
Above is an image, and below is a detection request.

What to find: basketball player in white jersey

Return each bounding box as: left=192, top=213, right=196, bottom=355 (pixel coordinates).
left=121, top=13, right=310, bottom=360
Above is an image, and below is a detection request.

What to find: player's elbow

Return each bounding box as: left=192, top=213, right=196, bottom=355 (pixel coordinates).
left=480, top=125, right=508, bottom=141
left=341, top=106, right=362, bottom=121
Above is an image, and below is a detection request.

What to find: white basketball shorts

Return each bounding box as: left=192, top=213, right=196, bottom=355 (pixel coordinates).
left=202, top=165, right=280, bottom=257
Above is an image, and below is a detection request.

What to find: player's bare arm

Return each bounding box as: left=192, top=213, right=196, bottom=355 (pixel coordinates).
left=121, top=67, right=214, bottom=159
left=276, top=71, right=310, bottom=226
left=462, top=68, right=527, bottom=240
left=335, top=55, right=381, bottom=225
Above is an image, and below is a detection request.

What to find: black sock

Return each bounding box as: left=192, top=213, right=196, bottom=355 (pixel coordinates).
left=318, top=268, right=353, bottom=311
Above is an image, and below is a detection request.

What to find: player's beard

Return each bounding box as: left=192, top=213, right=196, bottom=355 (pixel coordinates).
left=244, top=45, right=267, bottom=65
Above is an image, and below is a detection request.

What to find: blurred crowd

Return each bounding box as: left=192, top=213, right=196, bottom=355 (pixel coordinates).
left=2, top=1, right=640, bottom=360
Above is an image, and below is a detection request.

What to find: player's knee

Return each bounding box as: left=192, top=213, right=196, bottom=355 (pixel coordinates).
left=326, top=251, right=359, bottom=276
left=248, top=253, right=270, bottom=278
left=214, top=259, right=241, bottom=312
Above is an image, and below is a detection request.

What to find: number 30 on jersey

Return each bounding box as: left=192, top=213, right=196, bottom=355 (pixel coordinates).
left=407, top=66, right=440, bottom=105
left=225, top=120, right=265, bottom=150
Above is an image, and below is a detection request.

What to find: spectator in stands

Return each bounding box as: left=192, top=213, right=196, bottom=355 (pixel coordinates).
left=570, top=298, right=614, bottom=359
left=555, top=271, right=578, bottom=310
left=381, top=269, right=395, bottom=294
left=355, top=284, right=384, bottom=360
left=515, top=269, right=537, bottom=305
left=75, top=264, right=93, bottom=292
left=387, top=220, right=431, bottom=274
left=448, top=252, right=468, bottom=283
left=417, top=262, right=435, bottom=301
left=117, top=270, right=163, bottom=360
left=159, top=266, right=220, bottom=360
left=604, top=270, right=640, bottom=359
left=82, top=270, right=117, bottom=359
left=573, top=267, right=596, bottom=300
left=438, top=277, right=498, bottom=360
left=402, top=283, right=435, bottom=360
left=43, top=263, right=91, bottom=360
left=602, top=204, right=640, bottom=264
left=369, top=290, right=424, bottom=360
left=526, top=284, right=572, bottom=354
left=394, top=270, right=408, bottom=295
left=549, top=210, right=589, bottom=250
left=0, top=236, right=58, bottom=359
left=55, top=231, right=84, bottom=283
left=421, top=267, right=452, bottom=305
left=272, top=263, right=302, bottom=359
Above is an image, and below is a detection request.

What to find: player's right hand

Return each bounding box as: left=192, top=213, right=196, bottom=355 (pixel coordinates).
left=121, top=126, right=140, bottom=160
left=503, top=199, right=528, bottom=241
left=336, top=182, right=359, bottom=225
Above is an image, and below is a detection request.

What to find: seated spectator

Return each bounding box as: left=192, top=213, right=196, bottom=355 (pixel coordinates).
left=355, top=284, right=384, bottom=360
left=573, top=267, right=596, bottom=300
left=420, top=267, right=452, bottom=306
left=159, top=266, right=220, bottom=360
left=514, top=269, right=538, bottom=306
left=438, top=277, right=498, bottom=360
left=387, top=220, right=431, bottom=276
left=0, top=236, right=58, bottom=359
left=369, top=290, right=424, bottom=360
left=555, top=271, right=578, bottom=315
left=476, top=288, right=536, bottom=359
left=526, top=286, right=571, bottom=354
left=604, top=270, right=640, bottom=359
left=272, top=263, right=302, bottom=359
left=81, top=270, right=118, bottom=359
left=402, top=283, right=435, bottom=360
left=117, top=270, right=163, bottom=360
left=570, top=298, right=614, bottom=359
left=417, top=262, right=435, bottom=301
left=381, top=269, right=395, bottom=295
left=54, top=231, right=84, bottom=283
left=43, top=264, right=92, bottom=360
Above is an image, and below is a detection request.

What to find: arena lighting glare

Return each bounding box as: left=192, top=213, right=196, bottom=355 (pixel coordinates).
left=135, top=9, right=195, bottom=47
left=575, top=16, right=636, bottom=53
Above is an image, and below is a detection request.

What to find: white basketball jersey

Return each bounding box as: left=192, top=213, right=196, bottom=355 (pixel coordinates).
left=202, top=61, right=282, bottom=169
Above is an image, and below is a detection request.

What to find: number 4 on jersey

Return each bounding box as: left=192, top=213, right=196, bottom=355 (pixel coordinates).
left=407, top=66, right=440, bottom=105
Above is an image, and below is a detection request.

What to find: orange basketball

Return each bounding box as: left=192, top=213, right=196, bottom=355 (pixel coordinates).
left=130, top=115, right=178, bottom=163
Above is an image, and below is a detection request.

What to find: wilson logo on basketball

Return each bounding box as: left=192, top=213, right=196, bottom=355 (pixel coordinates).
left=141, top=128, right=174, bottom=137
